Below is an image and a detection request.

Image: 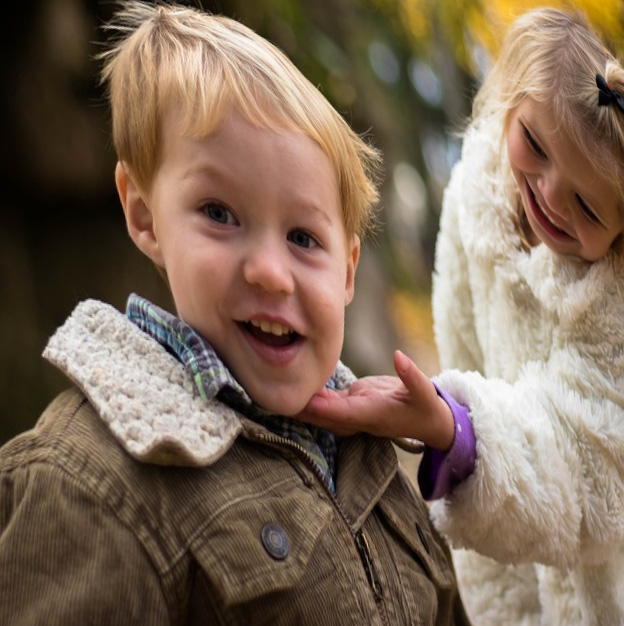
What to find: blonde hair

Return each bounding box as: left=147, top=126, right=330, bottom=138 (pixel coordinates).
left=474, top=8, right=624, bottom=212
left=99, top=1, right=382, bottom=238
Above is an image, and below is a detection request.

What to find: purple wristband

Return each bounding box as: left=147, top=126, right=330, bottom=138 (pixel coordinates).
left=417, top=382, right=476, bottom=500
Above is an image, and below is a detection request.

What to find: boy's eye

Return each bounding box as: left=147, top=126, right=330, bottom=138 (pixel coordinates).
left=523, top=125, right=546, bottom=158
left=288, top=229, right=318, bottom=249
left=576, top=194, right=601, bottom=224
left=203, top=203, right=237, bottom=225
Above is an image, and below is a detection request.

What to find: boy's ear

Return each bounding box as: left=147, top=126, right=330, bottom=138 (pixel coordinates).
left=345, top=234, right=360, bottom=306
left=115, top=162, right=164, bottom=267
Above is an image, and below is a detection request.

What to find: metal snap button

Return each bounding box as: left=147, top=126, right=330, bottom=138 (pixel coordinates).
left=261, top=523, right=290, bottom=560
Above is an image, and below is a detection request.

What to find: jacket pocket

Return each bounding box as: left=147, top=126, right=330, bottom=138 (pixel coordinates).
left=377, top=468, right=455, bottom=590
left=189, top=480, right=333, bottom=607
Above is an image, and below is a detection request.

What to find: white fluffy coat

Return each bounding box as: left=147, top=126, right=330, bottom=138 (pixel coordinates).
left=431, top=115, right=624, bottom=626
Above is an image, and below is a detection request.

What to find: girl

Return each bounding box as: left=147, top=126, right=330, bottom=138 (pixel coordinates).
left=301, top=8, right=624, bottom=626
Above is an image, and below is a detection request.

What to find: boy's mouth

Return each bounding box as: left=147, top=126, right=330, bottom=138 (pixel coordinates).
left=242, top=320, right=300, bottom=347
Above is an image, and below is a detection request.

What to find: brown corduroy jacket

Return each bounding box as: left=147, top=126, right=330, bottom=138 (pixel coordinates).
left=0, top=300, right=470, bottom=625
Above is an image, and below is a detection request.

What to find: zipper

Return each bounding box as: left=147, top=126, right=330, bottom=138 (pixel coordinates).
left=254, top=431, right=389, bottom=626
left=354, top=529, right=384, bottom=601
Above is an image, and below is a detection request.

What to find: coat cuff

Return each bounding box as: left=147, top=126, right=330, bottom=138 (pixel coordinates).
left=418, top=382, right=476, bottom=500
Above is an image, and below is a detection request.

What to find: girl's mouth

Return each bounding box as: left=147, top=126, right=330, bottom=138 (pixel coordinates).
left=526, top=181, right=573, bottom=241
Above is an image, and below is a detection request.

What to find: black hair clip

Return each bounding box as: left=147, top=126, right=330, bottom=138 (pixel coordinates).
left=596, top=73, right=624, bottom=114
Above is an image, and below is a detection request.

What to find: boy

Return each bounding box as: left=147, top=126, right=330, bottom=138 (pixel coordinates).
left=0, top=2, right=468, bottom=624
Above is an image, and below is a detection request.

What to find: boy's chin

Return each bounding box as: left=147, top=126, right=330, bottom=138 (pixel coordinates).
left=240, top=375, right=330, bottom=417
left=251, top=391, right=317, bottom=418
left=255, top=400, right=309, bottom=418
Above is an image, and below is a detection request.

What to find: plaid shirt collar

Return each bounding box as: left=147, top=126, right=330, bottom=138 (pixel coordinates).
left=126, top=293, right=338, bottom=492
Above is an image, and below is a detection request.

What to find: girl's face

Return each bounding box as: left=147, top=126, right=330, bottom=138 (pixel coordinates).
left=507, top=97, right=624, bottom=261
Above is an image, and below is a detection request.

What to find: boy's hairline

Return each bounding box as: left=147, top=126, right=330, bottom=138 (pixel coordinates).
left=102, top=1, right=382, bottom=240
left=118, top=91, right=378, bottom=241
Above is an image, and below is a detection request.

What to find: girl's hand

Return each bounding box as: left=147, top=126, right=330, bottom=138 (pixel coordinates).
left=300, top=350, right=455, bottom=451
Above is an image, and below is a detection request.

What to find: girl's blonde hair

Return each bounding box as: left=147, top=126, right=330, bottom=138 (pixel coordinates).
left=474, top=8, right=624, bottom=208
left=99, top=1, right=382, bottom=238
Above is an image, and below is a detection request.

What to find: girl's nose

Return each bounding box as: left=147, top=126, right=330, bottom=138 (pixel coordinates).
left=242, top=242, right=295, bottom=294
left=538, top=174, right=570, bottom=220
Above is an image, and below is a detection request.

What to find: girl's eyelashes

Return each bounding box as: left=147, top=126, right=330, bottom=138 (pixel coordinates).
left=202, top=202, right=238, bottom=225
left=523, top=124, right=546, bottom=158
left=287, top=228, right=319, bottom=249
left=518, top=121, right=604, bottom=228
left=576, top=194, right=601, bottom=225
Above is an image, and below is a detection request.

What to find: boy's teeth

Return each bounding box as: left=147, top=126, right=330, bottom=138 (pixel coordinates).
left=250, top=320, right=291, bottom=336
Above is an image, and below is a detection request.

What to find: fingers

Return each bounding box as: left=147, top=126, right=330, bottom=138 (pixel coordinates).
left=304, top=391, right=339, bottom=415
left=393, top=350, right=429, bottom=397
left=299, top=391, right=361, bottom=437
left=304, top=389, right=349, bottom=416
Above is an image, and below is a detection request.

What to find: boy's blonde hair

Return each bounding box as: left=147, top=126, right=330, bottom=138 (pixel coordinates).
left=99, top=1, right=381, bottom=238
left=474, top=8, right=624, bottom=207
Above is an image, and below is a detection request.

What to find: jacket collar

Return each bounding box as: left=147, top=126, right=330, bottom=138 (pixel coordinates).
left=43, top=299, right=244, bottom=467
left=43, top=299, right=359, bottom=469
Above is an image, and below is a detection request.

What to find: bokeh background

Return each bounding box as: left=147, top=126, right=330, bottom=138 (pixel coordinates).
left=2, top=0, right=623, bottom=444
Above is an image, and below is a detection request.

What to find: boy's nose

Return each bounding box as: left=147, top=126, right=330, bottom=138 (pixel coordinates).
left=242, top=243, right=295, bottom=294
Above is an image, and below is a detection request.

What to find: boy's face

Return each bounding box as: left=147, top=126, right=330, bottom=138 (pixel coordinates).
left=119, top=110, right=359, bottom=416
